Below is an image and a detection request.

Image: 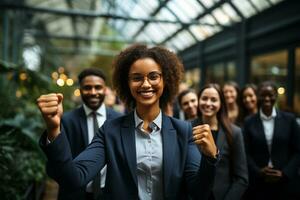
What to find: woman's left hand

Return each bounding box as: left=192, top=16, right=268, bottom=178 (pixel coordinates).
left=192, top=124, right=218, bottom=158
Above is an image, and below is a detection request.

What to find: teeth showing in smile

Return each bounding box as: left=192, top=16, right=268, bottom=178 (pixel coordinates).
left=139, top=91, right=154, bottom=97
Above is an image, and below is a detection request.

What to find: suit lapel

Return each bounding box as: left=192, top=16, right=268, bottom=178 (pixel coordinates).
left=106, top=107, right=111, bottom=120
left=216, top=127, right=226, bottom=151
left=78, top=106, right=89, bottom=146
left=161, top=115, right=176, bottom=191
left=255, top=114, right=270, bottom=155
left=271, top=110, right=281, bottom=153
left=120, top=112, right=138, bottom=186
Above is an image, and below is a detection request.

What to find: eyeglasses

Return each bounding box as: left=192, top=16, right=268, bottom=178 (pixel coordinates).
left=128, top=71, right=162, bottom=86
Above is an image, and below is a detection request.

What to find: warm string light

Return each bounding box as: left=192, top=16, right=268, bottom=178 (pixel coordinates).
left=51, top=67, right=74, bottom=87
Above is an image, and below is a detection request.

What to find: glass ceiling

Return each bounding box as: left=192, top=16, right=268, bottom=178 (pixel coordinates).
left=9, top=0, right=284, bottom=54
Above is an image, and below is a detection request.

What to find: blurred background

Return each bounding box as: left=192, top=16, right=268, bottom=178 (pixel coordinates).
left=0, top=0, right=299, bottom=199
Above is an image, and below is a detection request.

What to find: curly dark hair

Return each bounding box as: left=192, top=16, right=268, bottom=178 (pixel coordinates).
left=112, top=44, right=184, bottom=110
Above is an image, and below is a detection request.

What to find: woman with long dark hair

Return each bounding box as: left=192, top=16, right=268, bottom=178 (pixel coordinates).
left=192, top=83, right=248, bottom=200
left=222, top=81, right=242, bottom=125
left=240, top=84, right=258, bottom=123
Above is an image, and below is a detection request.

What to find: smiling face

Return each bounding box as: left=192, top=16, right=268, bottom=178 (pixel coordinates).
left=128, top=58, right=164, bottom=111
left=258, top=85, right=277, bottom=115
left=80, top=75, right=106, bottom=110
left=243, top=87, right=257, bottom=112
left=223, top=85, right=238, bottom=105
left=199, top=87, right=221, bottom=119
left=180, top=92, right=198, bottom=120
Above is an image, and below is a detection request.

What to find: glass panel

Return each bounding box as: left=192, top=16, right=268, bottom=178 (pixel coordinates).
left=294, top=48, right=300, bottom=115
left=250, top=0, right=271, bottom=11
left=250, top=50, right=288, bottom=111
left=144, top=23, right=178, bottom=43
left=190, top=26, right=207, bottom=40
left=270, top=0, right=284, bottom=4
left=212, top=8, right=232, bottom=25
left=167, top=1, right=195, bottom=22
left=232, top=0, right=257, bottom=18
left=206, top=63, right=225, bottom=85
left=227, top=61, right=236, bottom=80
left=123, top=21, right=144, bottom=38
left=170, top=31, right=196, bottom=51
left=221, top=3, right=241, bottom=22
left=136, top=32, right=153, bottom=43
left=156, top=7, right=177, bottom=21
left=199, top=14, right=218, bottom=26
left=200, top=0, right=215, bottom=8
left=139, top=0, right=158, bottom=14
left=185, top=68, right=201, bottom=90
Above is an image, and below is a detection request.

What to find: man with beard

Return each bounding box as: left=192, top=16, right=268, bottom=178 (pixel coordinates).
left=58, top=68, right=122, bottom=200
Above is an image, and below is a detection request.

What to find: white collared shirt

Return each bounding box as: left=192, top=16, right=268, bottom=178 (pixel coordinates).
left=83, top=103, right=107, bottom=190
left=260, top=107, right=277, bottom=154
left=83, top=103, right=106, bottom=143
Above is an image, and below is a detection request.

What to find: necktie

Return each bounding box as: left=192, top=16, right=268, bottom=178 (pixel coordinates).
left=92, top=112, right=102, bottom=199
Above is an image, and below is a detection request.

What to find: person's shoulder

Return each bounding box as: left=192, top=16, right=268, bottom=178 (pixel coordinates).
left=103, top=112, right=130, bottom=127
left=230, top=124, right=243, bottom=139
left=277, top=110, right=296, bottom=119
left=231, top=124, right=241, bottom=133
left=244, top=113, right=259, bottom=125
left=106, top=107, right=123, bottom=118
left=168, top=116, right=192, bottom=132
left=62, top=106, right=83, bottom=120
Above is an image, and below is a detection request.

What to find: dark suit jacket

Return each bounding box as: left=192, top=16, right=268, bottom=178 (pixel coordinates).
left=243, top=110, right=300, bottom=198
left=40, top=112, right=217, bottom=200
left=62, top=106, right=122, bottom=158
left=192, top=119, right=248, bottom=200
left=58, top=106, right=122, bottom=199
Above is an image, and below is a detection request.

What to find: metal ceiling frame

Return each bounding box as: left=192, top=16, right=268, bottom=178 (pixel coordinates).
left=0, top=0, right=284, bottom=57
left=0, top=3, right=218, bottom=26
left=160, top=0, right=228, bottom=45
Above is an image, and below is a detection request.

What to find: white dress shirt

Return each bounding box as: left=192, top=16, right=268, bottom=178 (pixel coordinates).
left=83, top=103, right=107, bottom=191
left=260, top=107, right=277, bottom=167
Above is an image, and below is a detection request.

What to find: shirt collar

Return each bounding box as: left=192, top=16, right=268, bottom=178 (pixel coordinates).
left=260, top=107, right=277, bottom=121
left=134, top=109, right=162, bottom=131
left=83, top=103, right=106, bottom=117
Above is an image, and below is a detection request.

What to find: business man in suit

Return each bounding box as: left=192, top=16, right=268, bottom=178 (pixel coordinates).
left=243, top=81, right=300, bottom=200
left=58, top=68, right=122, bottom=200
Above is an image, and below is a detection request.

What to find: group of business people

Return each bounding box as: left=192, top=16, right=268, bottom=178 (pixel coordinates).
left=37, top=44, right=221, bottom=200
left=176, top=80, right=300, bottom=200
left=37, top=44, right=300, bottom=200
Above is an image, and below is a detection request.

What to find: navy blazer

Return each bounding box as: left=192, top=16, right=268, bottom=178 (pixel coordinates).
left=56, top=106, right=122, bottom=199
left=243, top=110, right=300, bottom=198
left=40, top=112, right=217, bottom=200
left=192, top=119, right=248, bottom=200
left=62, top=106, right=122, bottom=158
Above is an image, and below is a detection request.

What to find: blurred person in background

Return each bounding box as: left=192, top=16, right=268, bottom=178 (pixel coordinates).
left=172, top=82, right=189, bottom=120
left=192, top=83, right=248, bottom=200
left=240, top=84, right=258, bottom=123
left=243, top=81, right=300, bottom=200
left=222, top=81, right=242, bottom=126
left=104, top=86, right=126, bottom=114
left=178, top=89, right=198, bottom=121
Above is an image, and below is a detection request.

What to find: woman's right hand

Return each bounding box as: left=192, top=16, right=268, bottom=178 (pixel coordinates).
left=37, top=93, right=63, bottom=141
left=192, top=124, right=218, bottom=159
